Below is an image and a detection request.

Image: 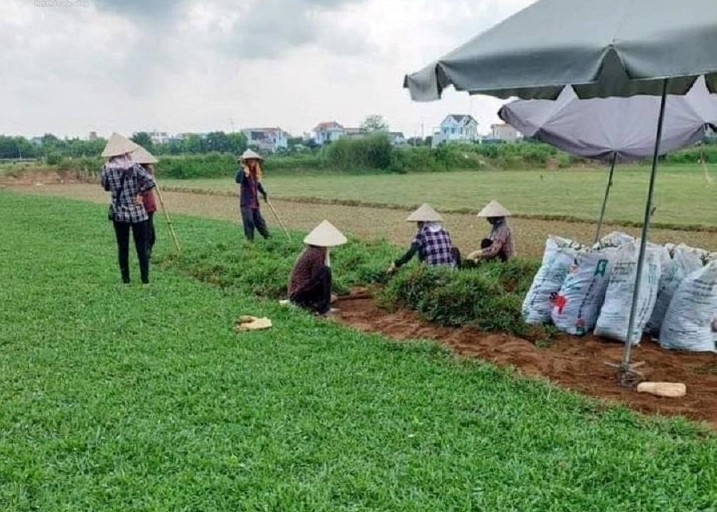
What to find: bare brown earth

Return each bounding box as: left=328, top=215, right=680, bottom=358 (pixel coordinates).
left=7, top=183, right=717, bottom=258
left=8, top=182, right=717, bottom=426
left=337, top=295, right=717, bottom=427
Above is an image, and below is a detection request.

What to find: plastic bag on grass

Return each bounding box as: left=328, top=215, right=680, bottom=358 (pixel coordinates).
left=550, top=249, right=615, bottom=336
left=522, top=236, right=577, bottom=324
left=659, top=261, right=717, bottom=353
left=645, top=244, right=704, bottom=334
left=594, top=242, right=662, bottom=344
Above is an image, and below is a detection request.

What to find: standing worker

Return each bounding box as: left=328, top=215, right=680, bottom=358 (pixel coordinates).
left=235, top=149, right=270, bottom=241
left=467, top=200, right=515, bottom=263
left=388, top=203, right=460, bottom=274
left=101, top=133, right=156, bottom=284
left=132, top=146, right=158, bottom=258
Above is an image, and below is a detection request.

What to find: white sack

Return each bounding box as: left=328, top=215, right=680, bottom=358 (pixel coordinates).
left=522, top=236, right=576, bottom=324
left=659, top=261, right=717, bottom=353
left=645, top=244, right=704, bottom=334
left=594, top=242, right=662, bottom=344
left=593, top=231, right=635, bottom=250
left=551, top=249, right=614, bottom=336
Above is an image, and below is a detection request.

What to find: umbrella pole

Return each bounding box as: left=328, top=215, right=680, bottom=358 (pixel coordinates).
left=154, top=182, right=182, bottom=254
left=617, top=79, right=669, bottom=387
left=594, top=152, right=617, bottom=244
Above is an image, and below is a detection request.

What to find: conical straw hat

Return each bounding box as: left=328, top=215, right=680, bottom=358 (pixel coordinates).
left=304, top=220, right=347, bottom=247
left=406, top=203, right=444, bottom=222
left=102, top=133, right=141, bottom=158
left=131, top=146, right=158, bottom=164
left=240, top=149, right=264, bottom=161
left=477, top=200, right=511, bottom=217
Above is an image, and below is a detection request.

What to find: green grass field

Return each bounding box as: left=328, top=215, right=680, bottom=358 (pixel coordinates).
left=162, top=164, right=717, bottom=227
left=2, top=190, right=717, bottom=510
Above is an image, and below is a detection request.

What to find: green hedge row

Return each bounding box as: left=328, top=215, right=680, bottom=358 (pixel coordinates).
left=34, top=139, right=717, bottom=179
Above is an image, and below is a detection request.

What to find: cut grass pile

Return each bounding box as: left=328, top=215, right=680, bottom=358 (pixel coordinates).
left=2, top=190, right=717, bottom=510
left=377, top=260, right=544, bottom=338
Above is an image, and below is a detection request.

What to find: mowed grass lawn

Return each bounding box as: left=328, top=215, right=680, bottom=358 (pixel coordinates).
left=2, top=191, right=717, bottom=511
left=163, top=164, right=717, bottom=226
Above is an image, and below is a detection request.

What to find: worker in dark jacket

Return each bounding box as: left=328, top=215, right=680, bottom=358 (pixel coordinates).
left=388, top=203, right=460, bottom=274
left=287, top=220, right=347, bottom=316
left=235, top=149, right=270, bottom=241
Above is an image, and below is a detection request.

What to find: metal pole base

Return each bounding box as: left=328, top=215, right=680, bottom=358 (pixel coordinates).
left=604, top=361, right=646, bottom=388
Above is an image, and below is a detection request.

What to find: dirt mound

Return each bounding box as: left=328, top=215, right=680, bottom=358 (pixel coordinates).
left=0, top=169, right=86, bottom=186
left=337, top=296, right=717, bottom=427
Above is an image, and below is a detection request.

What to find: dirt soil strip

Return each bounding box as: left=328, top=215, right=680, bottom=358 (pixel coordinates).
left=7, top=184, right=717, bottom=258
left=337, top=296, right=717, bottom=427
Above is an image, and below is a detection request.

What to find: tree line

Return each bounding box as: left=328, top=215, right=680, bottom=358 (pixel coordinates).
left=0, top=131, right=250, bottom=160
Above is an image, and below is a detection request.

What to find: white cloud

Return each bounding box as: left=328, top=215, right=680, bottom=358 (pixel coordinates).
left=0, top=0, right=537, bottom=138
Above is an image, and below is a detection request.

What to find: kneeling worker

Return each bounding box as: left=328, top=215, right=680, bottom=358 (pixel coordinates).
left=388, top=203, right=460, bottom=274
left=467, top=200, right=514, bottom=263
left=288, top=220, right=347, bottom=315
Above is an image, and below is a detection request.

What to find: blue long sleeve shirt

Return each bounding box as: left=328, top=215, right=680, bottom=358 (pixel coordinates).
left=235, top=168, right=267, bottom=208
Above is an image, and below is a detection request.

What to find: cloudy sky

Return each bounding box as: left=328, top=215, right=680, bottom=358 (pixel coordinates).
left=2, top=0, right=536, bottom=139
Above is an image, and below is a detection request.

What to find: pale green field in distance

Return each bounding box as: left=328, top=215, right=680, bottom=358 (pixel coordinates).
left=162, top=164, right=717, bottom=227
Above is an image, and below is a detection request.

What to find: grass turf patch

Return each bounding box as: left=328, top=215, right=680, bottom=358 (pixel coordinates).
left=157, top=224, right=395, bottom=298
left=376, top=260, right=548, bottom=339
left=157, top=215, right=543, bottom=338
left=2, top=190, right=717, bottom=511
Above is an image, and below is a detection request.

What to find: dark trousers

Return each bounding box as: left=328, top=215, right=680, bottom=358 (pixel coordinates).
left=147, top=212, right=156, bottom=257
left=113, top=220, right=150, bottom=283
left=290, top=267, right=332, bottom=315
left=240, top=206, right=270, bottom=241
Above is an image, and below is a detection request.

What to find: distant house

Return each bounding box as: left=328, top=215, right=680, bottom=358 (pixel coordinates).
left=432, top=114, right=479, bottom=147
left=388, top=132, right=407, bottom=146
left=241, top=128, right=289, bottom=153
left=148, top=131, right=172, bottom=145
left=311, top=121, right=345, bottom=145
left=343, top=127, right=367, bottom=138
left=489, top=123, right=521, bottom=142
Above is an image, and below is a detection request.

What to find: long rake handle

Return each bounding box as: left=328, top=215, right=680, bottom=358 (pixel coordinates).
left=154, top=182, right=181, bottom=253
left=266, top=200, right=291, bottom=240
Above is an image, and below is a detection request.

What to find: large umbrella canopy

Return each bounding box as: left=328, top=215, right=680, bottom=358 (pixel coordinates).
left=404, top=0, right=717, bottom=101
left=499, top=78, right=717, bottom=162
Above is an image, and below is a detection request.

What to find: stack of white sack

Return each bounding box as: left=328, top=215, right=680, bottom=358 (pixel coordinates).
left=594, top=241, right=665, bottom=344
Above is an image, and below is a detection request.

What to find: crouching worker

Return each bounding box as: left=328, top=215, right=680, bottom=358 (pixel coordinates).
left=467, top=200, right=514, bottom=263
left=388, top=203, right=460, bottom=274
left=287, top=220, right=347, bottom=316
